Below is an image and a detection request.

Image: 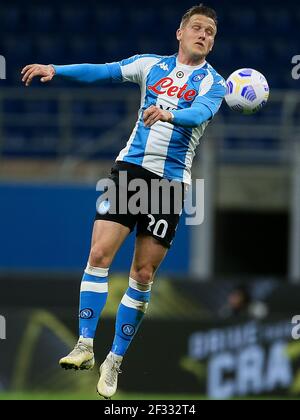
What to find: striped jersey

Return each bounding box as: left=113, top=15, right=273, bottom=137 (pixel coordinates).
left=107, top=53, right=226, bottom=184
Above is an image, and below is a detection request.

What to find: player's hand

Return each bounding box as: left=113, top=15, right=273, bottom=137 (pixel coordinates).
left=143, top=105, right=173, bottom=128
left=21, top=64, right=56, bottom=87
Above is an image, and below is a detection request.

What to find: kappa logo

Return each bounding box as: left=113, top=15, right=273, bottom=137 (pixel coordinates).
left=218, top=79, right=227, bottom=88
left=157, top=62, right=169, bottom=71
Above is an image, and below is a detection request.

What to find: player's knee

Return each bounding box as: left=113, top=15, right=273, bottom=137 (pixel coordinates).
left=131, top=265, right=155, bottom=285
left=89, top=245, right=112, bottom=268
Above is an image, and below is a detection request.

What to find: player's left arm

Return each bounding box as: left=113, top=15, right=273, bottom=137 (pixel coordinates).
left=171, top=80, right=226, bottom=128
left=144, top=78, right=227, bottom=128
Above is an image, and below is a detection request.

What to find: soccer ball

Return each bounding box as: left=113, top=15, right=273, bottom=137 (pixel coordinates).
left=225, top=69, right=269, bottom=114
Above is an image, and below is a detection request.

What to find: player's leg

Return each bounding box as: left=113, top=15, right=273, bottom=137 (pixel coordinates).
left=59, top=220, right=130, bottom=371
left=112, top=234, right=168, bottom=355
left=97, top=234, right=168, bottom=398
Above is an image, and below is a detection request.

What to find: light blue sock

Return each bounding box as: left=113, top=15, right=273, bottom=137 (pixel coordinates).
left=111, top=278, right=152, bottom=356
left=79, top=264, right=109, bottom=340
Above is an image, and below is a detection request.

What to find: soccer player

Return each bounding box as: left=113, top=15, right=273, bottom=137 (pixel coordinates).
left=21, top=4, right=226, bottom=399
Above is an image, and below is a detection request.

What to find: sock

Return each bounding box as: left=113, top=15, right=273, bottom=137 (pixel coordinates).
left=111, top=278, right=152, bottom=357
left=79, top=337, right=94, bottom=347
left=79, top=264, right=109, bottom=340
left=108, top=351, right=123, bottom=363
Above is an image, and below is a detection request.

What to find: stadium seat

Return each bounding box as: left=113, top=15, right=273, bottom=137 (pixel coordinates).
left=1, top=0, right=298, bottom=160
left=27, top=6, right=57, bottom=32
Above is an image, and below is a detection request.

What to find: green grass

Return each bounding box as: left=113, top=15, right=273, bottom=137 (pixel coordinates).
left=0, top=392, right=298, bottom=401
left=0, top=392, right=207, bottom=401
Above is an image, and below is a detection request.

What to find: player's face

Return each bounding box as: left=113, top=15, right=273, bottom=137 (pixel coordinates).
left=177, top=15, right=217, bottom=60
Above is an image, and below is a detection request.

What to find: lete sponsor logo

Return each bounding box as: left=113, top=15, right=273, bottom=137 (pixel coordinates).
left=148, top=77, right=197, bottom=101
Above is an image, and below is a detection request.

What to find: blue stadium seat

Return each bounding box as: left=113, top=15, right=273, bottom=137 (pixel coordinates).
left=228, top=9, right=257, bottom=30
left=211, top=40, right=234, bottom=63
left=65, top=37, right=98, bottom=63
left=1, top=0, right=299, bottom=159
left=0, top=6, right=23, bottom=33
left=24, top=101, right=58, bottom=114
left=237, top=40, right=267, bottom=66
left=3, top=127, right=53, bottom=158
left=4, top=100, right=25, bottom=114
left=35, top=36, right=66, bottom=63
left=94, top=7, right=126, bottom=34
left=27, top=6, right=57, bottom=32
left=261, top=8, right=292, bottom=33
left=60, top=7, right=91, bottom=32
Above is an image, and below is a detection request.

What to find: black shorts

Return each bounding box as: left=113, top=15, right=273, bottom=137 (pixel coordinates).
left=95, top=161, right=186, bottom=248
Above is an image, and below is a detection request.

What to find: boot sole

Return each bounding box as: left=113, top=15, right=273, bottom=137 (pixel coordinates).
left=60, top=358, right=95, bottom=371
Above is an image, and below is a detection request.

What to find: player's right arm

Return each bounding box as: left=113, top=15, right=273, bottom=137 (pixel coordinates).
left=21, top=64, right=56, bottom=87
left=21, top=63, right=113, bottom=87
left=21, top=55, right=161, bottom=87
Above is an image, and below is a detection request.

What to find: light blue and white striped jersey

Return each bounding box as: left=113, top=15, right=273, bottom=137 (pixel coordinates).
left=108, top=54, right=226, bottom=184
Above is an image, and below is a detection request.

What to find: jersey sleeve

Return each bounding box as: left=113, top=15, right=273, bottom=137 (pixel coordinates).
left=193, top=72, right=227, bottom=118
left=53, top=64, right=112, bottom=83
left=171, top=104, right=213, bottom=128
left=106, top=54, right=162, bottom=85
left=171, top=72, right=227, bottom=128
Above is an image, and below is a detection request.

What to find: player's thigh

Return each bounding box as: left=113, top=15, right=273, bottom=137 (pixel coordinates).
left=89, top=220, right=130, bottom=267
left=136, top=180, right=184, bottom=249
left=130, top=234, right=168, bottom=283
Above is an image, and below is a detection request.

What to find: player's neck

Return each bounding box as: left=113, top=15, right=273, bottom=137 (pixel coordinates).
left=177, top=51, right=206, bottom=67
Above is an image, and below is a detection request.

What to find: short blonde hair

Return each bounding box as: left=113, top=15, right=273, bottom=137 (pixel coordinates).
left=180, top=4, right=218, bottom=29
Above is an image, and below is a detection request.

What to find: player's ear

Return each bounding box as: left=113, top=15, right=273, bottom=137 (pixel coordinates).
left=176, top=28, right=182, bottom=42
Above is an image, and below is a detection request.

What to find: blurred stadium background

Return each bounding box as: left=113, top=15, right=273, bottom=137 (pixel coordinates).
left=1, top=0, right=300, bottom=400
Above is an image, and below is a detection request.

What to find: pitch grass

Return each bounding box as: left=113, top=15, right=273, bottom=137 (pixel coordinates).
left=0, top=392, right=206, bottom=401
left=0, top=393, right=298, bottom=401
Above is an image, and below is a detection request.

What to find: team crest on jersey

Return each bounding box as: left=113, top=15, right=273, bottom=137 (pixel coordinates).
left=157, top=62, right=169, bottom=71
left=98, top=200, right=111, bottom=215
left=193, top=74, right=205, bottom=82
